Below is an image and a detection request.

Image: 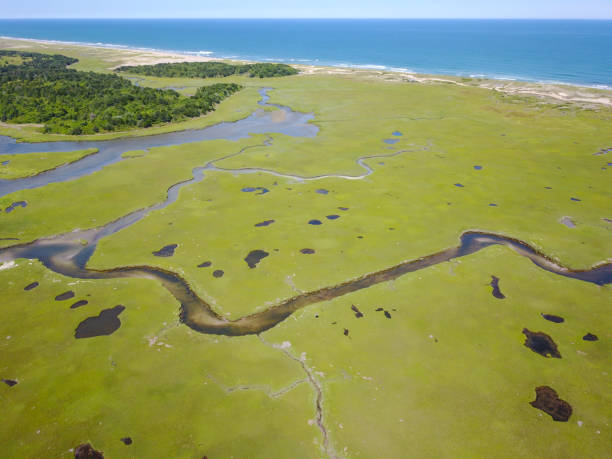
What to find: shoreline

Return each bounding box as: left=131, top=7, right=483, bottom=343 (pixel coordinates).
left=2, top=34, right=612, bottom=93
left=0, top=35, right=219, bottom=67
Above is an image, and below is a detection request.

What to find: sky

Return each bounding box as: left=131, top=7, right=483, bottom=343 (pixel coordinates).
left=2, top=0, right=612, bottom=19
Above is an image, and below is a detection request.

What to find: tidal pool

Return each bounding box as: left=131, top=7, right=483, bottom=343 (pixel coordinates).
left=55, top=291, right=75, bottom=301
left=244, top=250, right=269, bottom=268
left=74, top=305, right=125, bottom=339
left=23, top=281, right=39, bottom=291
left=255, top=220, right=275, bottom=227
left=541, top=313, right=564, bottom=323
left=152, top=244, right=178, bottom=257
left=5, top=201, right=27, bottom=213
left=489, top=275, right=505, bottom=299
left=70, top=300, right=89, bottom=309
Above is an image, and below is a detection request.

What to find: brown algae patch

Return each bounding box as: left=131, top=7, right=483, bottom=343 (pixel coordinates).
left=74, top=305, right=125, bottom=339
left=522, top=328, right=561, bottom=358
left=2, top=378, right=18, bottom=387
left=351, top=304, right=364, bottom=318
left=583, top=333, right=599, bottom=341
left=213, top=269, right=224, bottom=278
left=300, top=248, right=315, bottom=254
left=74, top=443, right=104, bottom=458
left=530, top=386, right=572, bottom=422
left=120, top=437, right=133, bottom=445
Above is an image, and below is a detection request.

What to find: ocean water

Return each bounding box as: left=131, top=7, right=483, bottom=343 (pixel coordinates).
left=1, top=19, right=611, bottom=87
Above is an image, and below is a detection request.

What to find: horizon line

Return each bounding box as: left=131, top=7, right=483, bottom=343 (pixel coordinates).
left=1, top=17, right=612, bottom=21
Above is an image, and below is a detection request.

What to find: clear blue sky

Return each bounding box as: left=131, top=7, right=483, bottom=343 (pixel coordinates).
left=2, top=0, right=612, bottom=19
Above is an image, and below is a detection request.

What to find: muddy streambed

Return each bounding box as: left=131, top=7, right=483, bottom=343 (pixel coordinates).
left=1, top=228, right=610, bottom=336
left=0, top=88, right=318, bottom=197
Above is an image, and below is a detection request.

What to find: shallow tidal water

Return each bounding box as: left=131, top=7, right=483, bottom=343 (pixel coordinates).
left=0, top=89, right=317, bottom=197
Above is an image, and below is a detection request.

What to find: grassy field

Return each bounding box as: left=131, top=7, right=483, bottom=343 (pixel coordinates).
left=1, top=40, right=611, bottom=458
left=1, top=260, right=318, bottom=458
left=0, top=138, right=266, bottom=245
left=0, top=54, right=25, bottom=66
left=0, top=148, right=97, bottom=179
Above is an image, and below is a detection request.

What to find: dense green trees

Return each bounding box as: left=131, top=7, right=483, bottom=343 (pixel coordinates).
left=0, top=51, right=242, bottom=135
left=116, top=61, right=299, bottom=79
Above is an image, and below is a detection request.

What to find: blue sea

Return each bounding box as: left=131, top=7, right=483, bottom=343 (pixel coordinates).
left=1, top=19, right=611, bottom=87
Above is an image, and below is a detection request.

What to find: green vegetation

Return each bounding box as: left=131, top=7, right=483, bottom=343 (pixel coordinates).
left=1, top=259, right=317, bottom=458
left=0, top=49, right=76, bottom=69
left=116, top=61, right=299, bottom=79
left=263, top=246, right=612, bottom=458
left=0, top=138, right=265, bottom=244
left=0, top=54, right=25, bottom=66
left=1, top=40, right=611, bottom=458
left=2, top=240, right=610, bottom=457
left=0, top=50, right=242, bottom=135
left=0, top=148, right=97, bottom=179
left=0, top=85, right=262, bottom=142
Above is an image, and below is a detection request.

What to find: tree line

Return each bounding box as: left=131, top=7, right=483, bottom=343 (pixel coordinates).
left=0, top=50, right=242, bottom=135
left=116, top=61, right=299, bottom=79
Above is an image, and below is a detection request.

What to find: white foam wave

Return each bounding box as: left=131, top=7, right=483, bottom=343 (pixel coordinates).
left=2, top=35, right=610, bottom=89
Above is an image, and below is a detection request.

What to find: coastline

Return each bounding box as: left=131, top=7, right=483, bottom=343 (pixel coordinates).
left=1, top=34, right=611, bottom=126
left=2, top=34, right=612, bottom=92
left=0, top=35, right=219, bottom=67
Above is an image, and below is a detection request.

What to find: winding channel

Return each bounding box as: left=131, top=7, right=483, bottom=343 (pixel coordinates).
left=0, top=88, right=317, bottom=197
left=1, top=229, right=610, bottom=336
left=0, top=88, right=610, bottom=336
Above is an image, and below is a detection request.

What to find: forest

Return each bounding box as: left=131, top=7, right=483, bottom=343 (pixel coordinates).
left=0, top=50, right=242, bottom=135
left=116, top=61, right=299, bottom=78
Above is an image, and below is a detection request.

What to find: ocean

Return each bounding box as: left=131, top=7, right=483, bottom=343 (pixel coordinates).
left=1, top=19, right=611, bottom=87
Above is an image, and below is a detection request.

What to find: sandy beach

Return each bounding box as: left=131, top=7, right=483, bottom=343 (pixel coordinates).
left=1, top=35, right=611, bottom=108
